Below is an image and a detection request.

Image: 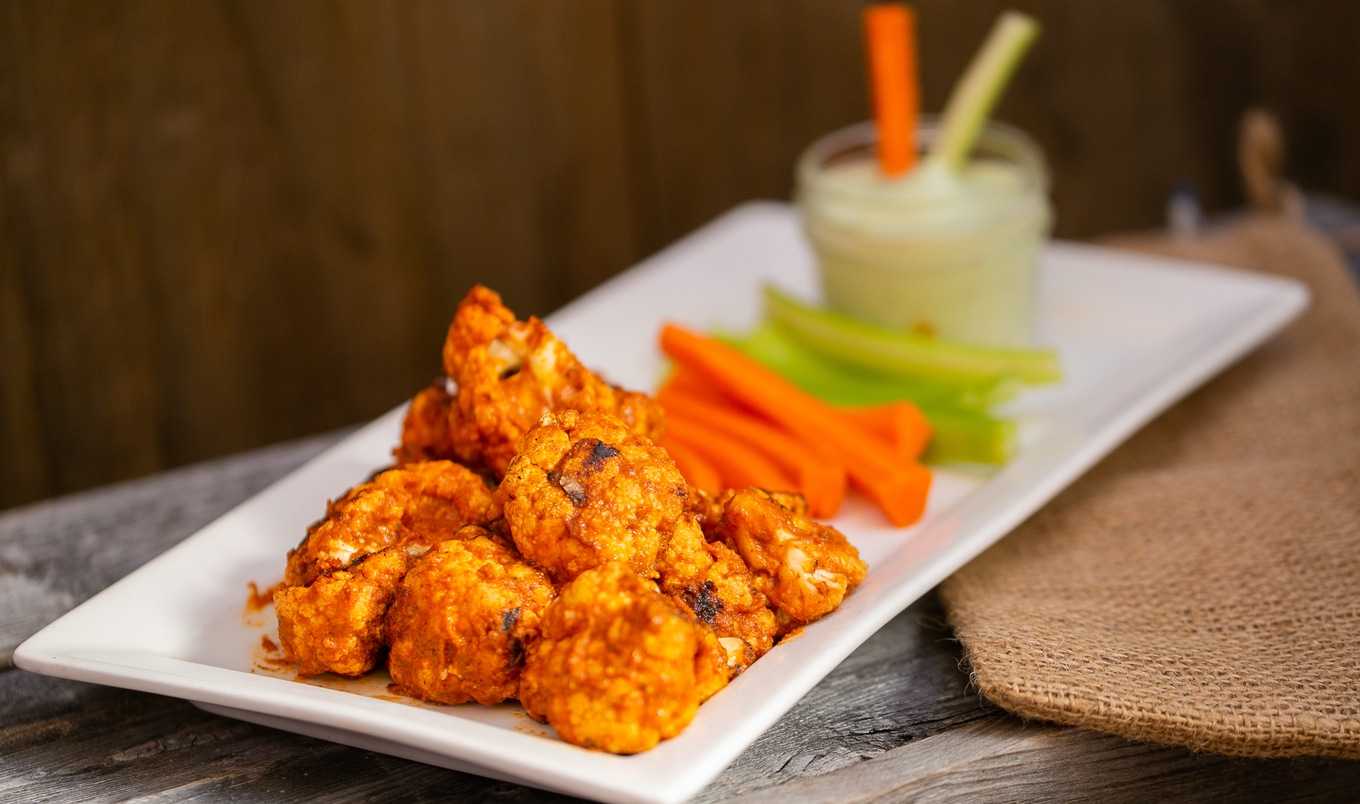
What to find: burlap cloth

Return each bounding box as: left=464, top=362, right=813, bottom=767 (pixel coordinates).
left=938, top=211, right=1360, bottom=759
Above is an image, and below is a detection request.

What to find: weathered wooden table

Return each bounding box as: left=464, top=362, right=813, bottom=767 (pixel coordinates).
left=4, top=429, right=1358, bottom=802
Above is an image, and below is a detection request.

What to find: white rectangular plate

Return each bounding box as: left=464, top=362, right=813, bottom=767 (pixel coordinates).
left=16, top=202, right=1308, bottom=804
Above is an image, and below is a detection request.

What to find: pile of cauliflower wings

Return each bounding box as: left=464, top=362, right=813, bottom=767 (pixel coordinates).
left=274, top=285, right=866, bottom=754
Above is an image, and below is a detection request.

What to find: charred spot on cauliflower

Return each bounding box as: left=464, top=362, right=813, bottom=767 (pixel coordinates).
left=656, top=516, right=779, bottom=675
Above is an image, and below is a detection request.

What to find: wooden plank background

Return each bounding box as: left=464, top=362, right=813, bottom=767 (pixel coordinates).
left=3, top=0, right=1359, bottom=511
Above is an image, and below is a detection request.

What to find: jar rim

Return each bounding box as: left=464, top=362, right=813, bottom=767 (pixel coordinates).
left=795, top=116, right=1050, bottom=198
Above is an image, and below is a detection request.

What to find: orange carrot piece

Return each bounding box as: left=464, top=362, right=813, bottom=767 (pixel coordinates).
left=659, top=433, right=723, bottom=495
left=864, top=4, right=919, bottom=175
left=660, top=323, right=932, bottom=527
left=659, top=384, right=848, bottom=518
left=664, top=416, right=795, bottom=494
left=657, top=366, right=730, bottom=407
left=840, top=401, right=934, bottom=463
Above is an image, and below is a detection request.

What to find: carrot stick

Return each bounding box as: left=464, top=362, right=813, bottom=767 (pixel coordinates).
left=864, top=4, right=919, bottom=175
left=659, top=433, right=724, bottom=495
left=659, top=383, right=848, bottom=518
left=840, top=401, right=934, bottom=463
left=660, top=323, right=932, bottom=527
left=664, top=417, right=794, bottom=494
left=657, top=366, right=732, bottom=407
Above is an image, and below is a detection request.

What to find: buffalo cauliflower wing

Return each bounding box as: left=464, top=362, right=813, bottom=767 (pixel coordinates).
left=274, top=547, right=408, bottom=677
left=403, top=285, right=664, bottom=478
left=392, top=380, right=456, bottom=466
left=284, top=484, right=411, bottom=588
left=369, top=459, right=495, bottom=542
left=518, top=562, right=727, bottom=754
left=712, top=488, right=867, bottom=625
left=385, top=530, right=555, bottom=706
left=283, top=460, right=493, bottom=588
left=494, top=410, right=689, bottom=585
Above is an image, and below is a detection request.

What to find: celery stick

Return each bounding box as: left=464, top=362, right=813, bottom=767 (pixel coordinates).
left=927, top=11, right=1042, bottom=174
left=762, top=285, right=1062, bottom=385
left=919, top=405, right=1017, bottom=466
left=722, top=323, right=1020, bottom=410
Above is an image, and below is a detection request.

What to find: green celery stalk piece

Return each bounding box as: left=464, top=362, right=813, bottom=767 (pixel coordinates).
left=927, top=10, right=1042, bottom=174
left=722, top=323, right=1021, bottom=410
left=762, top=284, right=1063, bottom=385
left=919, top=405, right=1017, bottom=466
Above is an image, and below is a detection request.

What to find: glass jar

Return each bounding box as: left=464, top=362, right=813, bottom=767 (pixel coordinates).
left=796, top=117, right=1053, bottom=346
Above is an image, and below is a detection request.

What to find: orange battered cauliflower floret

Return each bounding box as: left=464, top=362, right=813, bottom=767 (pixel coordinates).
left=385, top=530, right=555, bottom=706
left=713, top=488, right=867, bottom=625
left=369, top=460, right=495, bottom=540
left=518, top=562, right=728, bottom=754
left=274, top=547, right=408, bottom=677
left=398, top=285, right=665, bottom=479
left=284, top=484, right=410, bottom=588
left=656, top=517, right=779, bottom=675
left=493, top=410, right=690, bottom=585
left=283, top=460, right=493, bottom=588
left=392, top=380, right=456, bottom=465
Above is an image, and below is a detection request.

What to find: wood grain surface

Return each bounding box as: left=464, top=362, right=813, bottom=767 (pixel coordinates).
left=4, top=0, right=1360, bottom=510
left=4, top=431, right=1359, bottom=802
